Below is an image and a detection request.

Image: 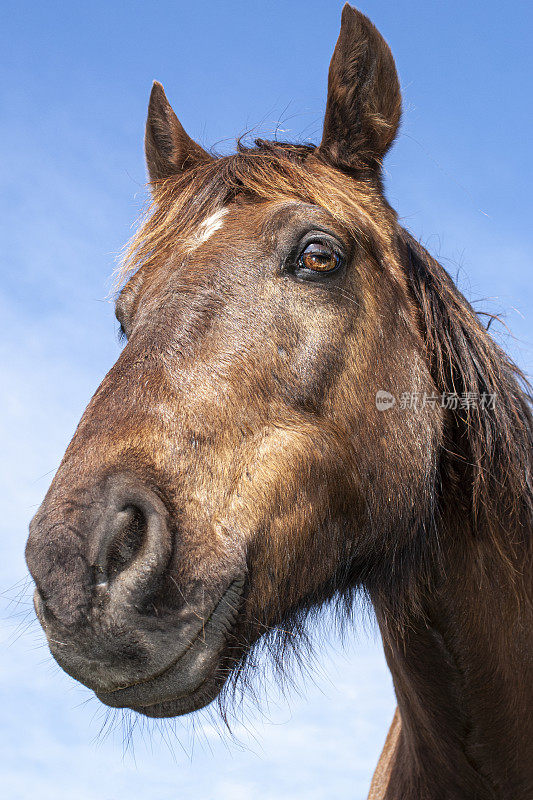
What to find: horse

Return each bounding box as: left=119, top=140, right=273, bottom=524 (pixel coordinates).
left=25, top=5, right=533, bottom=798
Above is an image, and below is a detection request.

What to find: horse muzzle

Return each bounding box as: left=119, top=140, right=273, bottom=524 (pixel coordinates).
left=26, top=473, right=245, bottom=716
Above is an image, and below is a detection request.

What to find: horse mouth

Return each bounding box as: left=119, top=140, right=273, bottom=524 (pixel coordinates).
left=95, top=578, right=244, bottom=717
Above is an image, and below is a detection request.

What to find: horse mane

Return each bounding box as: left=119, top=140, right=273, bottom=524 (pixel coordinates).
left=400, top=229, right=533, bottom=567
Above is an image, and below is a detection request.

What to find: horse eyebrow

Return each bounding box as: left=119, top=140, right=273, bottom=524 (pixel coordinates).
left=264, top=200, right=346, bottom=228
left=254, top=201, right=354, bottom=250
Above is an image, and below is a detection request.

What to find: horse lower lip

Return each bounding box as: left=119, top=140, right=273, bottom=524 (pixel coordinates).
left=104, top=670, right=213, bottom=713
left=96, top=577, right=243, bottom=708
left=96, top=631, right=218, bottom=709
left=98, top=635, right=206, bottom=702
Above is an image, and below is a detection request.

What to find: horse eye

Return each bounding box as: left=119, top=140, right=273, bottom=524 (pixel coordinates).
left=297, top=242, right=341, bottom=274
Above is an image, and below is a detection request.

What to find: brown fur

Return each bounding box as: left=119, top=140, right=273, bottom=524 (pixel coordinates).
left=25, top=5, right=532, bottom=798
left=368, top=708, right=402, bottom=799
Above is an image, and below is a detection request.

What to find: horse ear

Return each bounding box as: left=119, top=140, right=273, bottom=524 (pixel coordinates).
left=145, top=82, right=211, bottom=183
left=318, top=5, right=401, bottom=171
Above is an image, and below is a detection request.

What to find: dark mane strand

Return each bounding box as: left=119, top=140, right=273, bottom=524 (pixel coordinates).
left=400, top=229, right=533, bottom=570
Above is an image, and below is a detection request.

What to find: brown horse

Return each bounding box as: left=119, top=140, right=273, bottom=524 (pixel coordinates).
left=25, top=5, right=532, bottom=799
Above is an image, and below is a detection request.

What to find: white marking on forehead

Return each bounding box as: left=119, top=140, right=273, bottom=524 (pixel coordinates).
left=189, top=208, right=228, bottom=249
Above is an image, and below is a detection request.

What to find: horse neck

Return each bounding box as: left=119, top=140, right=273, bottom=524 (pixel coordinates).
left=373, top=506, right=533, bottom=800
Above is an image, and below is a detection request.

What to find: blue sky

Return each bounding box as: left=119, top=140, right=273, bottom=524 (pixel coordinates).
left=1, top=1, right=531, bottom=798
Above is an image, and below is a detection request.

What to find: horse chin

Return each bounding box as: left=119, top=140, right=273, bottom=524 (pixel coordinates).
left=98, top=667, right=225, bottom=718
left=121, top=673, right=225, bottom=718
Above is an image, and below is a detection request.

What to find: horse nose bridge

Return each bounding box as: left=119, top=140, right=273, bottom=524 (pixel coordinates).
left=93, top=348, right=172, bottom=418
left=60, top=350, right=179, bottom=471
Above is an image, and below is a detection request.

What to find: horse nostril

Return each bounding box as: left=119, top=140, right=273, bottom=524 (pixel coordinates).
left=89, top=475, right=172, bottom=609
left=92, top=504, right=147, bottom=587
